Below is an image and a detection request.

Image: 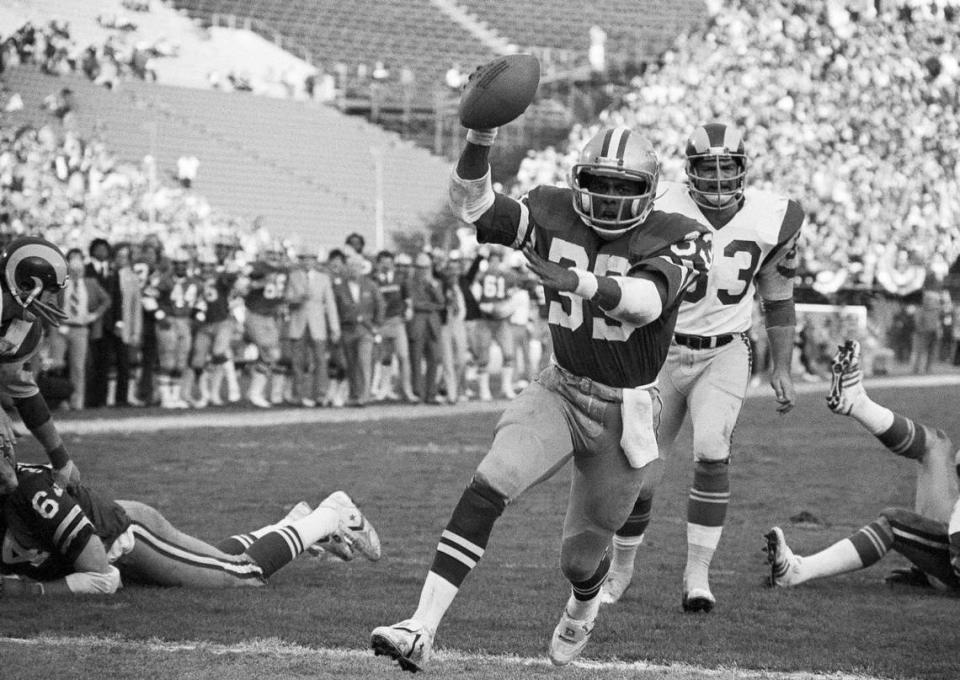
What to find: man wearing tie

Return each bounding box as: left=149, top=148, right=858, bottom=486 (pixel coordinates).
left=331, top=256, right=383, bottom=407
left=55, top=248, right=112, bottom=410
left=83, top=238, right=116, bottom=407
left=285, top=249, right=340, bottom=407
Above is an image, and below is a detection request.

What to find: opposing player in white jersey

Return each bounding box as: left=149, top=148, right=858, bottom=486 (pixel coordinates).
left=600, top=122, right=804, bottom=612
left=767, top=340, right=960, bottom=591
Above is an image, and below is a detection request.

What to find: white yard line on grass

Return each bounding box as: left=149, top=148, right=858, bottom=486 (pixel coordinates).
left=0, top=634, right=890, bottom=680
left=52, top=373, right=960, bottom=435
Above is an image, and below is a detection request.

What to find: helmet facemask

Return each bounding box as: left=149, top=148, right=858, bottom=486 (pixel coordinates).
left=570, top=169, right=657, bottom=239
left=686, top=154, right=746, bottom=210
left=13, top=279, right=69, bottom=326
left=684, top=123, right=747, bottom=211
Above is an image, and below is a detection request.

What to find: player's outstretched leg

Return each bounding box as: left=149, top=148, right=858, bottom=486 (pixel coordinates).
left=370, top=618, right=434, bottom=673
left=549, top=549, right=611, bottom=666
left=764, top=527, right=803, bottom=587
left=765, top=516, right=895, bottom=588
left=371, top=478, right=507, bottom=672
left=826, top=337, right=933, bottom=464
left=826, top=339, right=864, bottom=415
left=319, top=491, right=381, bottom=561
left=599, top=494, right=652, bottom=605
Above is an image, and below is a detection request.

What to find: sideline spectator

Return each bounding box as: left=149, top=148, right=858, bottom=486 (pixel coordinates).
left=371, top=250, right=416, bottom=403
left=51, top=248, right=111, bottom=410
left=439, top=251, right=469, bottom=404
left=84, top=238, right=114, bottom=408
left=111, top=242, right=143, bottom=407
left=332, top=256, right=383, bottom=407
left=407, top=252, right=444, bottom=404
left=286, top=249, right=340, bottom=407
left=912, top=269, right=952, bottom=374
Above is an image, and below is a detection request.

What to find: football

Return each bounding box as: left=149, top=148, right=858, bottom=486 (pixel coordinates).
left=458, top=53, right=541, bottom=129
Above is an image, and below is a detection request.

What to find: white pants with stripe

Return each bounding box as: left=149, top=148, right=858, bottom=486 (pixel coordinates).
left=113, top=500, right=266, bottom=588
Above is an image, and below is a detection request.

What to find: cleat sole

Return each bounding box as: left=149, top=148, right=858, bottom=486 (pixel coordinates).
left=371, top=634, right=422, bottom=673
left=682, top=595, right=714, bottom=613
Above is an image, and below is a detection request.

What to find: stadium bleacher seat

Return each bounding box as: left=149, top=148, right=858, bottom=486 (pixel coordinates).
left=2, top=66, right=451, bottom=250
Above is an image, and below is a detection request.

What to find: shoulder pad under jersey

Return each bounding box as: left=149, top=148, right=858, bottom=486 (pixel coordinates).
left=525, top=186, right=582, bottom=234
left=627, top=210, right=709, bottom=260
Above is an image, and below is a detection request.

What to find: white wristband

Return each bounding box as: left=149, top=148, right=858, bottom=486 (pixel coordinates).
left=573, top=269, right=599, bottom=299
left=465, top=128, right=498, bottom=146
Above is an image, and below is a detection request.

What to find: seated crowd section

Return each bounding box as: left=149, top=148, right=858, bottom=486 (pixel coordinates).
left=1, top=0, right=958, bottom=415
left=511, top=0, right=960, bottom=295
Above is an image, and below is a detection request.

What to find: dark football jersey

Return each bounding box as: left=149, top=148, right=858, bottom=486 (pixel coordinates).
left=475, top=186, right=711, bottom=387
left=1, top=465, right=130, bottom=580
left=476, top=265, right=519, bottom=305
left=374, top=271, right=409, bottom=319
left=244, top=262, right=288, bottom=315
left=198, top=271, right=237, bottom=323
left=156, top=274, right=202, bottom=318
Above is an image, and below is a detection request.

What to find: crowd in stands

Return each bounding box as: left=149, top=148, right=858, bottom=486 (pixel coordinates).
left=512, top=0, right=960, bottom=296
left=0, top=19, right=171, bottom=88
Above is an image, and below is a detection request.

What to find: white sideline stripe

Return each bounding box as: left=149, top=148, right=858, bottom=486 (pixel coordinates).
left=47, top=374, right=960, bottom=435
left=0, top=635, right=890, bottom=680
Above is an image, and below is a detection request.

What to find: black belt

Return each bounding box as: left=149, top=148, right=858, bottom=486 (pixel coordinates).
left=674, top=333, right=737, bottom=350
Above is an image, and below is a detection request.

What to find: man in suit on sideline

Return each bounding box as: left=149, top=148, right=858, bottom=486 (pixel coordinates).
left=332, top=256, right=384, bottom=407
left=84, top=238, right=116, bottom=407
left=52, top=248, right=112, bottom=410
left=286, top=248, right=341, bottom=407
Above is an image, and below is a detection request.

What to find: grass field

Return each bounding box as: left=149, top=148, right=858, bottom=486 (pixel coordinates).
left=2, top=379, right=959, bottom=680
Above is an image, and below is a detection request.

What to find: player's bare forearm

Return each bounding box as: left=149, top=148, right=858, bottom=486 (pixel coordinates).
left=766, top=325, right=796, bottom=414
left=765, top=325, right=795, bottom=372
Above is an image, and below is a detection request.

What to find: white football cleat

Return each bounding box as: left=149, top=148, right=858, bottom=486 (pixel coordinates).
left=548, top=607, right=595, bottom=667
left=248, top=393, right=271, bottom=409
left=319, top=491, right=381, bottom=561
left=283, top=501, right=312, bottom=524
left=765, top=526, right=802, bottom=587
left=279, top=501, right=355, bottom=561
left=599, top=568, right=632, bottom=605
left=681, top=586, right=715, bottom=613
left=370, top=618, right=433, bottom=672
left=826, top=340, right=864, bottom=415
left=308, top=532, right=355, bottom=561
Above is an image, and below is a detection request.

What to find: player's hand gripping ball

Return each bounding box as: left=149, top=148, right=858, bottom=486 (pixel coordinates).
left=458, top=54, right=541, bottom=129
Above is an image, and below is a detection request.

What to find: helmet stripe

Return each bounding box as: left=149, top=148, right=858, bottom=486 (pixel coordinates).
left=599, top=128, right=616, bottom=157
left=689, top=126, right=711, bottom=154
left=5, top=243, right=68, bottom=292
left=600, top=127, right=630, bottom=161
left=614, top=128, right=631, bottom=159
left=722, top=125, right=742, bottom=153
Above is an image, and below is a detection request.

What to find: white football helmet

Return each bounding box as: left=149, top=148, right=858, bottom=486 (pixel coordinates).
left=569, top=126, right=660, bottom=239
